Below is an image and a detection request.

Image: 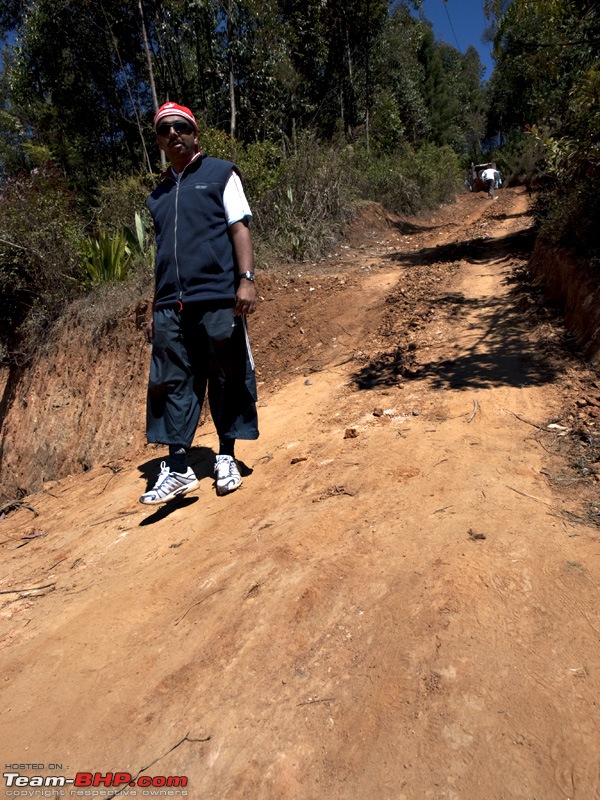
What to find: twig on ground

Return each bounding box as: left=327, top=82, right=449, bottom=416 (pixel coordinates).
left=47, top=557, right=67, bottom=571
left=0, top=499, right=38, bottom=517
left=91, top=511, right=139, bottom=527
left=532, top=434, right=556, bottom=455
left=0, top=582, right=56, bottom=595
left=174, top=587, right=226, bottom=626
left=467, top=399, right=479, bottom=423
left=330, top=485, right=356, bottom=496
left=297, top=697, right=335, bottom=707
left=98, top=476, right=114, bottom=494
left=112, top=733, right=211, bottom=796
left=313, top=485, right=357, bottom=502
left=245, top=582, right=263, bottom=598
left=16, top=531, right=46, bottom=548
left=468, top=528, right=486, bottom=540
left=503, top=409, right=545, bottom=430
left=555, top=508, right=588, bottom=524
left=1, top=531, right=45, bottom=546
left=541, top=469, right=588, bottom=484
left=507, top=485, right=553, bottom=507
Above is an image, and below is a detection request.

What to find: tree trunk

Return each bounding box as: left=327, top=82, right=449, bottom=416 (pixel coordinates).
left=227, top=0, right=237, bottom=139
left=365, top=0, right=371, bottom=153
left=138, top=0, right=165, bottom=170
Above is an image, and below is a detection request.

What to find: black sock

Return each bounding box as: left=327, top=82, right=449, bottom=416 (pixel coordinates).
left=219, top=439, right=235, bottom=458
left=169, top=445, right=188, bottom=474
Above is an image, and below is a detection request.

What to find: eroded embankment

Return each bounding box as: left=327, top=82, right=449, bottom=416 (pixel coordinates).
left=0, top=291, right=152, bottom=502
left=530, top=240, right=600, bottom=367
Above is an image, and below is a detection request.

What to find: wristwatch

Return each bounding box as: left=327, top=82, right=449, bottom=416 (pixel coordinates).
left=239, top=271, right=255, bottom=282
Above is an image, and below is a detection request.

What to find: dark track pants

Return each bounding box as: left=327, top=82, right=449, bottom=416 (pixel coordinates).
left=146, top=304, right=259, bottom=447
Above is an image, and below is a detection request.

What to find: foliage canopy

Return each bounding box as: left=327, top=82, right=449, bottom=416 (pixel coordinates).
left=486, top=0, right=599, bottom=263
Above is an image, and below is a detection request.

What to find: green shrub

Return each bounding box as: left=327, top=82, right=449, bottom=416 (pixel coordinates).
left=93, top=173, right=155, bottom=233
left=251, top=133, right=356, bottom=261
left=369, top=91, right=406, bottom=155
left=0, top=164, right=85, bottom=364
left=196, top=121, right=239, bottom=162
left=237, top=140, right=283, bottom=202
left=536, top=180, right=600, bottom=273
left=355, top=149, right=421, bottom=214
left=353, top=142, right=462, bottom=214
left=404, top=143, right=462, bottom=207
left=80, top=175, right=157, bottom=283
left=80, top=210, right=155, bottom=286
left=494, top=130, right=548, bottom=187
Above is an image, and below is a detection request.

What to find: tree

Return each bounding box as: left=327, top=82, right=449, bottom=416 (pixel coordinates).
left=486, top=0, right=600, bottom=266
left=278, top=0, right=388, bottom=138
left=486, top=0, right=599, bottom=136
left=7, top=0, right=152, bottom=188
left=367, top=5, right=486, bottom=155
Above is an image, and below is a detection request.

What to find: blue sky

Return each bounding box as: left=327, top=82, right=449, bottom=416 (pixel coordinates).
left=414, top=0, right=496, bottom=80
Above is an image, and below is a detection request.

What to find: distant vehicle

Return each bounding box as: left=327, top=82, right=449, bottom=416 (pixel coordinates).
left=465, top=162, right=502, bottom=192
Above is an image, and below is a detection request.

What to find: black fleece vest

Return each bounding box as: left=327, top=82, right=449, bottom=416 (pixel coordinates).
left=148, top=155, right=238, bottom=308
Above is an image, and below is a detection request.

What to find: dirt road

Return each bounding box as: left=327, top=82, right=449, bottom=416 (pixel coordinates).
left=2, top=187, right=599, bottom=800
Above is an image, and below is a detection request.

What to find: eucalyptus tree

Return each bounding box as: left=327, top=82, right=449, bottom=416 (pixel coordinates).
left=486, top=0, right=599, bottom=140
left=369, top=3, right=430, bottom=148
left=278, top=0, right=389, bottom=138
left=219, top=0, right=298, bottom=141
left=433, top=42, right=486, bottom=152
left=367, top=4, right=485, bottom=155
left=140, top=0, right=222, bottom=127
left=7, top=0, right=152, bottom=188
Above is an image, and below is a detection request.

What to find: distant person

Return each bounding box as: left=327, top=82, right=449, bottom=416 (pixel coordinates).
left=480, top=166, right=500, bottom=199
left=140, top=102, right=259, bottom=505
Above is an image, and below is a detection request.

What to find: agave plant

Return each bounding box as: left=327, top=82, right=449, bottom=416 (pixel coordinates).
left=124, top=210, right=155, bottom=270
left=81, top=229, right=132, bottom=284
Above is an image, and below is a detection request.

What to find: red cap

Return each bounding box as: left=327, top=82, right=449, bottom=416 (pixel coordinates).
left=154, top=102, right=197, bottom=131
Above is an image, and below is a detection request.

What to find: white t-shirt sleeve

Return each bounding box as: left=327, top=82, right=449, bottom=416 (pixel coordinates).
left=223, top=171, right=252, bottom=226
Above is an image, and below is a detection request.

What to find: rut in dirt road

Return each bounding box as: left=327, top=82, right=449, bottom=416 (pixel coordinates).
left=1, top=187, right=599, bottom=800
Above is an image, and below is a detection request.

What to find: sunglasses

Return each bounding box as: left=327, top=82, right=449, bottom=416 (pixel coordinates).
left=156, top=121, right=195, bottom=136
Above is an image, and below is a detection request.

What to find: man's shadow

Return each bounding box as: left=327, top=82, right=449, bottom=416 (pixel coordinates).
left=137, top=446, right=253, bottom=525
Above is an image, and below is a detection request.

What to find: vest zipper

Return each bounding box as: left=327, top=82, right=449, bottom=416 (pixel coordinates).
left=171, top=154, right=202, bottom=310
left=174, top=172, right=182, bottom=308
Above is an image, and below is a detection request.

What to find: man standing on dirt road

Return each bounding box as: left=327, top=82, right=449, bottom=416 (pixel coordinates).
left=480, top=165, right=500, bottom=199
left=140, top=102, right=259, bottom=505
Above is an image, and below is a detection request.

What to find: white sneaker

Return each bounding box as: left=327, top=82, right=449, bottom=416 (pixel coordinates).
left=140, top=461, right=199, bottom=505
left=214, top=455, right=242, bottom=495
